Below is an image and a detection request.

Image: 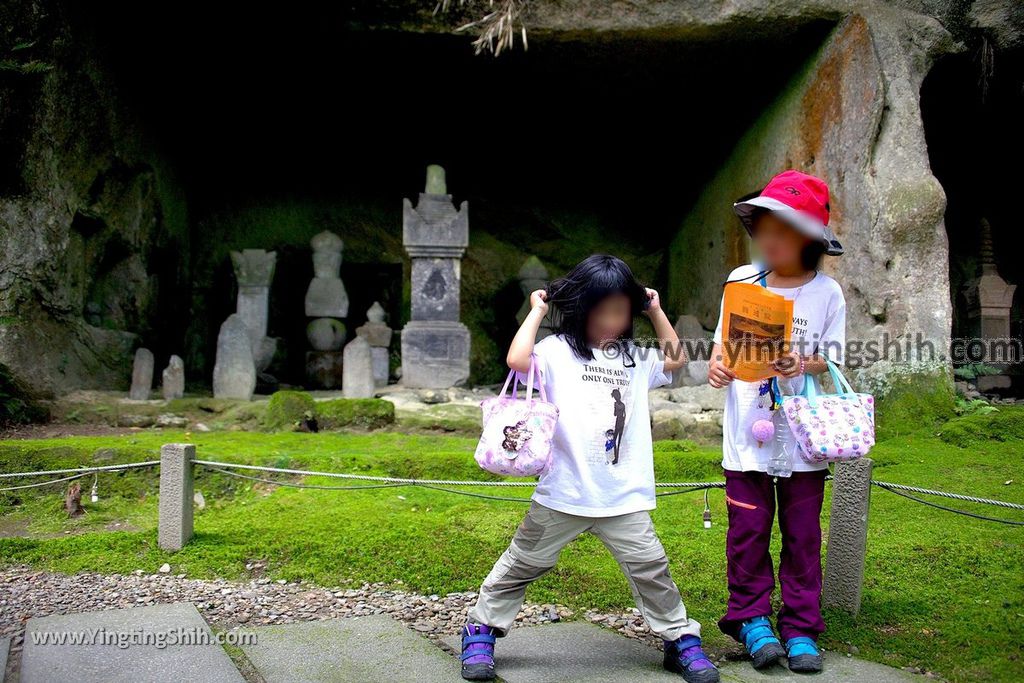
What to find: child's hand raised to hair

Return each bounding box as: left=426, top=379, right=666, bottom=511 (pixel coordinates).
left=643, top=288, right=661, bottom=314
left=530, top=289, right=549, bottom=315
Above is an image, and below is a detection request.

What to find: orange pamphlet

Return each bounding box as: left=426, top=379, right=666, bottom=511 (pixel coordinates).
left=720, top=282, right=793, bottom=382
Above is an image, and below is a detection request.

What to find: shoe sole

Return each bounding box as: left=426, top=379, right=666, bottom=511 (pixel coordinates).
left=751, top=642, right=786, bottom=669
left=461, top=663, right=496, bottom=681
left=663, top=658, right=721, bottom=683
left=787, top=653, right=823, bottom=673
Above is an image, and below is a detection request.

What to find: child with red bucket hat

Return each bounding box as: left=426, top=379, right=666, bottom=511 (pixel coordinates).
left=708, top=170, right=847, bottom=674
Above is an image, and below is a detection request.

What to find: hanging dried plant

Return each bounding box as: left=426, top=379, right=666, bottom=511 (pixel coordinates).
left=435, top=0, right=530, bottom=56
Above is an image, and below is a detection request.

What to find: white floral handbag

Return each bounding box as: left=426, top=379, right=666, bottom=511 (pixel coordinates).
left=782, top=359, right=875, bottom=463
left=474, top=355, right=559, bottom=477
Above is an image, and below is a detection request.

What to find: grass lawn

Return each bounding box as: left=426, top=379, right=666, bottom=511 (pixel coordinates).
left=2, top=410, right=1023, bottom=681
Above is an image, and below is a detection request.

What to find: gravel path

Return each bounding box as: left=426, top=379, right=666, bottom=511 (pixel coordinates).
left=1, top=564, right=691, bottom=679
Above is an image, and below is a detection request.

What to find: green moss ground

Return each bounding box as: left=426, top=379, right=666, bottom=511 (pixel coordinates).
left=2, top=411, right=1023, bottom=681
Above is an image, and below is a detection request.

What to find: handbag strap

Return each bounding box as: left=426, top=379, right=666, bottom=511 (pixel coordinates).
left=799, top=358, right=854, bottom=407
left=824, top=357, right=855, bottom=395
left=499, top=353, right=548, bottom=403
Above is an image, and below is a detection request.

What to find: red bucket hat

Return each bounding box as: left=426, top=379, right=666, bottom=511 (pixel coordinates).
left=733, top=170, right=844, bottom=256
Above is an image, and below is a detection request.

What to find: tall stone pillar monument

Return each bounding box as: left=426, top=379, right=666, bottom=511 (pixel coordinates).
left=400, top=165, right=470, bottom=388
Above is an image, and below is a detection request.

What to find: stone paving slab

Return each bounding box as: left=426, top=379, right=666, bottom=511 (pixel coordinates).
left=717, top=654, right=920, bottom=682
left=445, top=622, right=920, bottom=683
left=20, top=602, right=244, bottom=683
left=1, top=636, right=9, bottom=683
left=444, top=621, right=681, bottom=682
left=241, top=614, right=460, bottom=683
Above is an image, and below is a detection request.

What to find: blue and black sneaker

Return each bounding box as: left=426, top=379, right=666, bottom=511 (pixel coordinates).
left=738, top=616, right=786, bottom=669
left=460, top=622, right=497, bottom=681
left=785, top=636, right=824, bottom=673
left=663, top=635, right=720, bottom=683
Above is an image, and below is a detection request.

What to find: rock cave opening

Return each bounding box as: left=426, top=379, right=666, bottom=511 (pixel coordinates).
left=60, top=3, right=838, bottom=388
left=922, top=40, right=1024, bottom=394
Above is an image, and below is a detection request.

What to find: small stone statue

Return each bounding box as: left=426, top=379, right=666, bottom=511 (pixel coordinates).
left=129, top=348, right=154, bottom=400
left=162, top=355, right=185, bottom=400
left=516, top=256, right=554, bottom=340
left=356, top=302, right=393, bottom=386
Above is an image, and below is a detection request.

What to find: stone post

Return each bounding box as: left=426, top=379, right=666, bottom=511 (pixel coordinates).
left=158, top=443, right=195, bottom=551
left=400, top=165, right=471, bottom=388
left=822, top=457, right=873, bottom=614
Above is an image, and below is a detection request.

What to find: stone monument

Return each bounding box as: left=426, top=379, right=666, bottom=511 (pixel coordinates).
left=400, top=165, right=470, bottom=388
left=356, top=301, right=393, bottom=387
left=230, top=249, right=278, bottom=372
left=305, top=231, right=349, bottom=389
left=342, top=336, right=375, bottom=398
left=213, top=314, right=256, bottom=400
left=515, top=256, right=554, bottom=340
left=161, top=354, right=185, bottom=400
left=128, top=348, right=154, bottom=400
left=962, top=219, right=1017, bottom=391
left=671, top=314, right=711, bottom=387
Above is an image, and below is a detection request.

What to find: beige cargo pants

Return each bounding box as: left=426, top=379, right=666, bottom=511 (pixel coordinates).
left=467, top=500, right=701, bottom=641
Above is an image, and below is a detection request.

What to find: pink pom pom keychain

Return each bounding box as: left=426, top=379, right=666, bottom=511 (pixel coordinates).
left=751, top=419, right=775, bottom=448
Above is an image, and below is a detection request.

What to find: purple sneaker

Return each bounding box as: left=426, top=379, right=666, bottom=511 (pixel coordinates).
left=460, top=622, right=497, bottom=681
left=663, top=635, right=720, bottom=683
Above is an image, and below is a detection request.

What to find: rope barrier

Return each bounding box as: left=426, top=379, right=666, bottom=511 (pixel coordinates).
left=3, top=458, right=1023, bottom=525
left=192, top=459, right=723, bottom=489
left=0, top=461, right=160, bottom=479
left=870, top=481, right=1024, bottom=511
left=199, top=463, right=723, bottom=503
left=0, top=472, right=90, bottom=492
left=871, top=482, right=1024, bottom=526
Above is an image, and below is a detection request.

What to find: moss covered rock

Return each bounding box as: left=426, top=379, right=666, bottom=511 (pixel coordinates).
left=316, top=398, right=394, bottom=430
left=873, top=369, right=955, bottom=441
left=394, top=403, right=481, bottom=434
left=937, top=407, right=1024, bottom=449
left=264, top=390, right=317, bottom=430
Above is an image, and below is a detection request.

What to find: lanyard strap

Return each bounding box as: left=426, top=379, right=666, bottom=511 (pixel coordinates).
left=752, top=264, right=783, bottom=411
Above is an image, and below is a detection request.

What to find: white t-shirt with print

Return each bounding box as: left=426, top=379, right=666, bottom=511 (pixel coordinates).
left=713, top=264, right=847, bottom=473
left=515, top=333, right=673, bottom=517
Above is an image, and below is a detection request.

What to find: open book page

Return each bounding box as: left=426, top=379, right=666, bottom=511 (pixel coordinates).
left=720, top=282, right=794, bottom=382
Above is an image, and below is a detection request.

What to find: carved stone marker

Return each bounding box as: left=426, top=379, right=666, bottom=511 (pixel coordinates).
left=356, top=301, right=393, bottom=387
left=342, top=336, right=375, bottom=398
left=231, top=249, right=278, bottom=372
left=304, top=231, right=348, bottom=388
left=671, top=314, right=711, bottom=387
left=822, top=457, right=873, bottom=614
left=400, top=165, right=470, bottom=388
left=515, top=256, right=554, bottom=341
left=213, top=314, right=256, bottom=400
left=162, top=354, right=185, bottom=400
left=158, top=443, right=195, bottom=551
left=304, top=231, right=349, bottom=319
left=962, top=218, right=1017, bottom=391
left=129, top=348, right=154, bottom=400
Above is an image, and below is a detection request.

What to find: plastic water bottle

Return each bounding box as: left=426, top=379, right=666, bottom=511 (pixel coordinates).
left=766, top=411, right=794, bottom=478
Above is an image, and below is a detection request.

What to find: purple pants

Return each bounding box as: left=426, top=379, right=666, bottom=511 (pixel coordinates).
left=718, top=468, right=827, bottom=642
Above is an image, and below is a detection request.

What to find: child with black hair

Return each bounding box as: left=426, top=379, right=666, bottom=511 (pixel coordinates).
left=459, top=255, right=718, bottom=683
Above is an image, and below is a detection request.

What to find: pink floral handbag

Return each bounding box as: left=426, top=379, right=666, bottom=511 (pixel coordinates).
left=474, top=355, right=559, bottom=477
left=782, top=359, right=875, bottom=463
